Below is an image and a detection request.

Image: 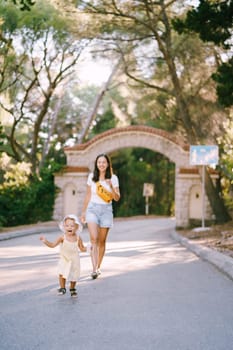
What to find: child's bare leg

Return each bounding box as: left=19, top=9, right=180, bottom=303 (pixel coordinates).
left=59, top=275, right=66, bottom=288
left=70, top=281, right=76, bottom=289
left=70, top=281, right=77, bottom=297
left=58, top=275, right=66, bottom=295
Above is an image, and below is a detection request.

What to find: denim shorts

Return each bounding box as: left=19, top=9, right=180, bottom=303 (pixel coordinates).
left=86, top=202, right=113, bottom=228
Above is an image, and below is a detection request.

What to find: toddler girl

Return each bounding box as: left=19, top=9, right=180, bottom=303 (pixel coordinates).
left=40, top=214, right=87, bottom=297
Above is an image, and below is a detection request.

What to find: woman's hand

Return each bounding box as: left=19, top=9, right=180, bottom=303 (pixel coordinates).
left=80, top=213, right=86, bottom=224
left=105, top=180, right=120, bottom=201
left=105, top=179, right=113, bottom=188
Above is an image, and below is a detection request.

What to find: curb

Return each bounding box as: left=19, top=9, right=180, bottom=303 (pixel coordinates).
left=0, top=226, right=58, bottom=241
left=171, top=231, right=233, bottom=281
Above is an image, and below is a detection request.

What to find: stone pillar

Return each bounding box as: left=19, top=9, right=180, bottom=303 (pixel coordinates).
left=175, top=168, right=190, bottom=228
left=53, top=167, right=89, bottom=221
left=175, top=168, right=218, bottom=228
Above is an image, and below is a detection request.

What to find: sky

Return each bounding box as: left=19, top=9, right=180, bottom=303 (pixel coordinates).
left=77, top=59, right=113, bottom=86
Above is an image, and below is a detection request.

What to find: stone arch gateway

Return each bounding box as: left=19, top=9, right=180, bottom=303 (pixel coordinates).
left=53, top=125, right=217, bottom=228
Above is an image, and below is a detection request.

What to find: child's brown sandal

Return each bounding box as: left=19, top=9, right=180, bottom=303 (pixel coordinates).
left=57, top=287, right=66, bottom=295
left=70, top=288, right=77, bottom=297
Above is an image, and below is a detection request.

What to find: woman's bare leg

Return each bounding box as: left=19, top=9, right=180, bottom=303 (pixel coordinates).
left=98, top=227, right=109, bottom=269
left=88, top=222, right=99, bottom=273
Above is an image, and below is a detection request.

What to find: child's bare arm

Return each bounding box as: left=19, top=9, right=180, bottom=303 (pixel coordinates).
left=78, top=237, right=87, bottom=252
left=40, top=235, right=63, bottom=248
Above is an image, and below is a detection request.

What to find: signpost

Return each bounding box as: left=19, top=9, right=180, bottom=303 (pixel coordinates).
left=143, top=183, right=154, bottom=215
left=190, top=145, right=219, bottom=229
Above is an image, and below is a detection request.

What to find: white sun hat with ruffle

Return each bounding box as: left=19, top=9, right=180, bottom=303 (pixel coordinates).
left=59, top=214, right=83, bottom=234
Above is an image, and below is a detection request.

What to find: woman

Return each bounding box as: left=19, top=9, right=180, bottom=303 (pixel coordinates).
left=81, top=154, right=120, bottom=279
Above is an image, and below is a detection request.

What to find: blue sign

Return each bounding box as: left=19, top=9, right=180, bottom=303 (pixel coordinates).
left=190, top=145, right=219, bottom=165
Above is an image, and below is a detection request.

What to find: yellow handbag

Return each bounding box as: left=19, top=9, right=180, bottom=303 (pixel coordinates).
left=96, top=182, right=113, bottom=203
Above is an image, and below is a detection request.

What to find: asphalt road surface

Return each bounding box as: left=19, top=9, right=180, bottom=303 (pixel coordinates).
left=0, top=217, right=233, bottom=350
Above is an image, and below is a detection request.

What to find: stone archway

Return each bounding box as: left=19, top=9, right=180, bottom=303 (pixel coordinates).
left=53, top=125, right=217, bottom=228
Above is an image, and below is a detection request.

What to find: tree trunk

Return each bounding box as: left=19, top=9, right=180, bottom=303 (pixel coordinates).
left=202, top=167, right=231, bottom=223
left=39, top=97, right=62, bottom=170
left=78, top=60, right=121, bottom=143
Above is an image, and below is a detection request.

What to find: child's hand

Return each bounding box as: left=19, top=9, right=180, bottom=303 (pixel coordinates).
left=40, top=235, right=46, bottom=243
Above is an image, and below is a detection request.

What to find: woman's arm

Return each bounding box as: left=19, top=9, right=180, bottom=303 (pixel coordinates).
left=106, top=179, right=120, bottom=202
left=106, top=175, right=120, bottom=202
left=81, top=185, right=91, bottom=223
left=40, top=235, right=63, bottom=248
left=110, top=185, right=120, bottom=202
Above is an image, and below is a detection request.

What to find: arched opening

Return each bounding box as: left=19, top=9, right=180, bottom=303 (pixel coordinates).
left=110, top=148, right=175, bottom=217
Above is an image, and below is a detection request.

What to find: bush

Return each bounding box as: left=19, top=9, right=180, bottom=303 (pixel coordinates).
left=0, top=163, right=61, bottom=227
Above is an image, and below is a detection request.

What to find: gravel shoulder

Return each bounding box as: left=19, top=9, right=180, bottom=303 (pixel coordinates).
left=177, top=221, right=233, bottom=259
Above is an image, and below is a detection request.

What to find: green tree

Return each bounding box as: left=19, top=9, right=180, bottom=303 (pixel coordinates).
left=0, top=160, right=62, bottom=226
left=0, top=1, right=90, bottom=175
left=112, top=148, right=175, bottom=218
left=5, top=0, right=35, bottom=11
left=172, top=0, right=233, bottom=107
left=0, top=1, right=91, bottom=226
left=217, top=118, right=233, bottom=216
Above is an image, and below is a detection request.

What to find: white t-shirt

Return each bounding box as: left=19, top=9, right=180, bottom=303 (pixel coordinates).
left=87, top=173, right=119, bottom=204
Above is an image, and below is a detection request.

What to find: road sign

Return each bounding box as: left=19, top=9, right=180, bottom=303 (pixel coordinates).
left=143, top=183, right=154, bottom=197
left=190, top=145, right=219, bottom=166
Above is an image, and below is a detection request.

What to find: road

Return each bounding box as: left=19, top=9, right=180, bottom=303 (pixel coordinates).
left=0, top=217, right=233, bottom=350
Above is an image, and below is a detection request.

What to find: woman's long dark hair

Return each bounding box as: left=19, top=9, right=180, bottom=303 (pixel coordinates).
left=92, top=154, right=113, bottom=182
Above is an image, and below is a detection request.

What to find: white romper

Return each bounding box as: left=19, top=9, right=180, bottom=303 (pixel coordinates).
left=57, top=236, right=81, bottom=282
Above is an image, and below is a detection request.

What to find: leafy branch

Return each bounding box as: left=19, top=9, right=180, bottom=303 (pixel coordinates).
left=6, top=0, right=35, bottom=11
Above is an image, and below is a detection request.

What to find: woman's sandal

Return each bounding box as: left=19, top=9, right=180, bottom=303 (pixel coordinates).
left=91, top=272, right=98, bottom=279
left=70, top=288, right=78, bottom=297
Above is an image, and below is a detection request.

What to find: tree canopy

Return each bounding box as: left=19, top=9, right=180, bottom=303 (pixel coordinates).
left=173, top=0, right=233, bottom=107
left=5, top=0, right=35, bottom=11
